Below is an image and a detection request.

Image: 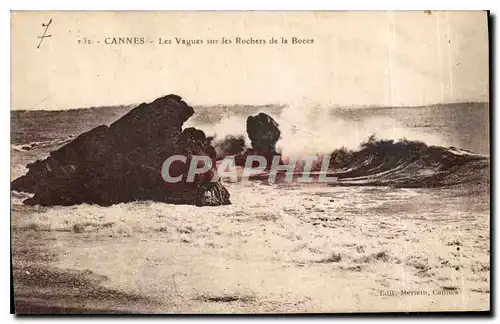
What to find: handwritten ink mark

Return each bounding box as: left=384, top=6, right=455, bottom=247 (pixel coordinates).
left=37, top=18, right=53, bottom=49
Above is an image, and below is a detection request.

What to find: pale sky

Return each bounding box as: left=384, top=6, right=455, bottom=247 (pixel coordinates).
left=11, top=11, right=489, bottom=110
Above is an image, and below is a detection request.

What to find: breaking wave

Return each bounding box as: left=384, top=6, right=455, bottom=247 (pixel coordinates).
left=11, top=136, right=75, bottom=152
left=328, top=135, right=489, bottom=188
left=209, top=134, right=488, bottom=189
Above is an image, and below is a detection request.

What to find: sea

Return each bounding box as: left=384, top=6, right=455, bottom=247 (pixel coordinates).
left=10, top=101, right=491, bottom=313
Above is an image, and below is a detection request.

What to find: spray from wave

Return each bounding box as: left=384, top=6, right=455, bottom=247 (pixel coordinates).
left=275, top=100, right=451, bottom=156
left=190, top=100, right=453, bottom=157
left=187, top=100, right=488, bottom=188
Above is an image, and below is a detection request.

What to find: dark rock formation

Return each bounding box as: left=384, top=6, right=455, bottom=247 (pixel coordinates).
left=240, top=113, right=282, bottom=169
left=246, top=113, right=281, bottom=154
left=11, top=94, right=230, bottom=207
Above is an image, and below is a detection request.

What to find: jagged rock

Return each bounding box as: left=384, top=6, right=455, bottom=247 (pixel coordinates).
left=240, top=113, right=283, bottom=169
left=246, top=113, right=281, bottom=154
left=11, top=94, right=231, bottom=207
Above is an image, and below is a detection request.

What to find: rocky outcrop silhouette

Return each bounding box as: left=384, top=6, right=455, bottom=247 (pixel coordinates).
left=246, top=113, right=281, bottom=154
left=11, top=94, right=230, bottom=207
left=238, top=113, right=282, bottom=169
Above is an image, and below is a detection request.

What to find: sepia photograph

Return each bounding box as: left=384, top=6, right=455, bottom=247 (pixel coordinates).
left=10, top=11, right=490, bottom=314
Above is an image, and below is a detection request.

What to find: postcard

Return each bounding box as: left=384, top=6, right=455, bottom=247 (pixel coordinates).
left=10, top=11, right=490, bottom=314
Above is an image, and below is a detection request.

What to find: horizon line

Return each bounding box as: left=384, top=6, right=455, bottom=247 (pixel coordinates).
left=11, top=99, right=489, bottom=113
